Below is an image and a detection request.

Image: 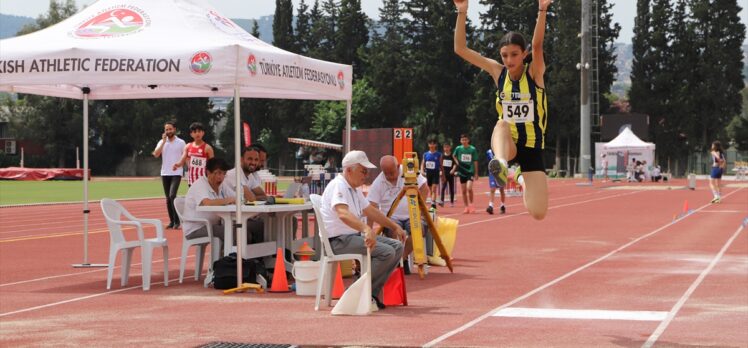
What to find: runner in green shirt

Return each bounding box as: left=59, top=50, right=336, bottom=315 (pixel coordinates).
left=450, top=134, right=479, bottom=213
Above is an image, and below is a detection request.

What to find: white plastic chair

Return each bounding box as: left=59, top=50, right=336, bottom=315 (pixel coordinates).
left=174, top=196, right=220, bottom=286
left=309, top=194, right=369, bottom=310
left=100, top=198, right=169, bottom=291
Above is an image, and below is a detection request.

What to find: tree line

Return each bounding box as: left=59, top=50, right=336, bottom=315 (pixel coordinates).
left=0, top=0, right=744, bottom=176
left=629, top=0, right=746, bottom=172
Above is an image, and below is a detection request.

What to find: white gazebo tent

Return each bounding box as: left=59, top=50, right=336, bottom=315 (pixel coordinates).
left=0, top=0, right=353, bottom=275
left=595, top=127, right=655, bottom=178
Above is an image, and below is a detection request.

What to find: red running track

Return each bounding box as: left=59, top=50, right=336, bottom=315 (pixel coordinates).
left=0, top=178, right=746, bottom=347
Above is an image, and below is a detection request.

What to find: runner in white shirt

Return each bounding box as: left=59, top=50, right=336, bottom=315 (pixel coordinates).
left=319, top=150, right=406, bottom=310
left=367, top=155, right=430, bottom=270
left=152, top=121, right=186, bottom=229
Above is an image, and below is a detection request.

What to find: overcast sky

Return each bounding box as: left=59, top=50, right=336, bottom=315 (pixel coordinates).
left=1, top=0, right=747, bottom=45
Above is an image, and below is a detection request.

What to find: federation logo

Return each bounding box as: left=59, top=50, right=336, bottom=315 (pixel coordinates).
left=247, top=54, right=257, bottom=76
left=499, top=91, right=506, bottom=100
left=72, top=7, right=149, bottom=38
left=190, top=51, right=212, bottom=75
left=337, top=71, right=345, bottom=90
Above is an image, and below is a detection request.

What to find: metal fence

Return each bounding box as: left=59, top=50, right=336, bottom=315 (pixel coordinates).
left=688, top=149, right=747, bottom=176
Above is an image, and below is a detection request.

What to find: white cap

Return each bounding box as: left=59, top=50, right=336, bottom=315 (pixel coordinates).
left=342, top=150, right=376, bottom=169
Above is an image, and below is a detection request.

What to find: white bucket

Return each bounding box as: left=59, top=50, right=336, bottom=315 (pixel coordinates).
left=292, top=261, right=319, bottom=296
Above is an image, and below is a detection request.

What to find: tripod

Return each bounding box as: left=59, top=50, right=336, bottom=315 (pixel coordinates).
left=376, top=152, right=454, bottom=279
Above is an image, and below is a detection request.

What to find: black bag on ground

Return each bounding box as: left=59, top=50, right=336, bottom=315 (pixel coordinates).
left=212, top=253, right=261, bottom=290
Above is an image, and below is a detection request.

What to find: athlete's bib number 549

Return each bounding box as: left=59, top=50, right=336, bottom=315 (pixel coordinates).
left=502, top=100, right=535, bottom=124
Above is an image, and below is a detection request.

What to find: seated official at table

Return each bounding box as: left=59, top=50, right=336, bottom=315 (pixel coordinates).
left=250, top=143, right=268, bottom=175
left=183, top=157, right=247, bottom=247
left=319, top=150, right=406, bottom=310
left=367, top=155, right=431, bottom=271
left=225, top=146, right=268, bottom=244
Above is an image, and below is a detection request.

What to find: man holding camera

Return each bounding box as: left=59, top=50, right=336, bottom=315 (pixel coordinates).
left=367, top=155, right=431, bottom=273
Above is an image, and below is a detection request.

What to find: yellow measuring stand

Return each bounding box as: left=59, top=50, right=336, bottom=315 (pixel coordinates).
left=376, top=152, right=453, bottom=279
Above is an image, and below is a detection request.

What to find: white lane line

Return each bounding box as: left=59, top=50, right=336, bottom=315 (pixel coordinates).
left=434, top=187, right=609, bottom=219
left=493, top=308, right=668, bottom=321
left=0, top=285, right=143, bottom=318
left=642, top=221, right=746, bottom=348
left=422, top=188, right=743, bottom=348
left=0, top=196, right=165, bottom=209
left=695, top=210, right=746, bottom=214
left=0, top=268, right=105, bottom=288
left=0, top=254, right=194, bottom=288
left=0, top=278, right=180, bottom=318
left=459, top=190, right=641, bottom=227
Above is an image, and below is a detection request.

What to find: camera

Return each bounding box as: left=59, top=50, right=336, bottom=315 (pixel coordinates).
left=402, top=152, right=419, bottom=185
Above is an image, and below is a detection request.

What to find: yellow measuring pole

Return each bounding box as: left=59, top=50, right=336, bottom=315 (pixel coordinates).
left=377, top=152, right=453, bottom=279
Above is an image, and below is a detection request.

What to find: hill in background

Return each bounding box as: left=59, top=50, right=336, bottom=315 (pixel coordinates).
left=0, top=13, right=275, bottom=42
left=0, top=14, right=34, bottom=39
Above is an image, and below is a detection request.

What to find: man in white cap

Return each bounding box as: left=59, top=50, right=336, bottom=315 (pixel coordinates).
left=320, top=150, right=406, bottom=310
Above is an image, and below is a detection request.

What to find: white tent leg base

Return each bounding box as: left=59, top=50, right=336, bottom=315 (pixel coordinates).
left=72, top=263, right=108, bottom=268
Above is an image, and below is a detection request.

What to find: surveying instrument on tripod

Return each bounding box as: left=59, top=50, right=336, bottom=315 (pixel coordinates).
left=375, top=152, right=453, bottom=278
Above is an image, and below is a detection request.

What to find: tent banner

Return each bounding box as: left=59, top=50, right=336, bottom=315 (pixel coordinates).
left=0, top=0, right=352, bottom=101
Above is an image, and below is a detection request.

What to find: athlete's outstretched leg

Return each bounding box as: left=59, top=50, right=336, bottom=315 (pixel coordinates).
left=491, top=120, right=517, bottom=165
left=489, top=120, right=517, bottom=187
left=521, top=171, right=548, bottom=220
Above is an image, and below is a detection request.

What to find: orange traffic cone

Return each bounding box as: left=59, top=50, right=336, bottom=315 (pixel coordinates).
left=332, top=263, right=345, bottom=299
left=682, top=200, right=689, bottom=214
left=269, top=248, right=291, bottom=293
left=294, top=241, right=315, bottom=261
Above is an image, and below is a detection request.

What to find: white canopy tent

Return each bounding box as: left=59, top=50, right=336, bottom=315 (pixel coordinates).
left=595, top=127, right=656, bottom=178
left=0, top=0, right=353, bottom=272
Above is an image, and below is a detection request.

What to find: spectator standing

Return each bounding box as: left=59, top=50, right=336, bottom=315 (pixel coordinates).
left=486, top=149, right=506, bottom=214
left=173, top=122, right=215, bottom=186
left=601, top=153, right=609, bottom=182
left=420, top=138, right=443, bottom=208
left=440, top=142, right=456, bottom=207
left=709, top=141, right=726, bottom=203
left=153, top=121, right=185, bottom=229
left=451, top=134, right=479, bottom=213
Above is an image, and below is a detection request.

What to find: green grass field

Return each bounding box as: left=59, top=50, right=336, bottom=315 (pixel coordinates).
left=0, top=179, right=289, bottom=205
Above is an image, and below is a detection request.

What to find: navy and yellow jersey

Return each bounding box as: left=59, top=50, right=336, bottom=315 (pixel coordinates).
left=495, top=64, right=548, bottom=149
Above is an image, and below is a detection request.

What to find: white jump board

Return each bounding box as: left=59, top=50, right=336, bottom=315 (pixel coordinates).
left=493, top=307, right=667, bottom=321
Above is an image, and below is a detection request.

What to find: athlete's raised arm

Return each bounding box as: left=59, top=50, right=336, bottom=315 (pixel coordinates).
left=529, top=0, right=552, bottom=88
left=453, top=0, right=502, bottom=83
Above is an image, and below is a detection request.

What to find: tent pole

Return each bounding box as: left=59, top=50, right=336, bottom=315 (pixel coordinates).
left=345, top=99, right=351, bottom=154
left=233, top=87, right=245, bottom=289
left=74, top=88, right=105, bottom=268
